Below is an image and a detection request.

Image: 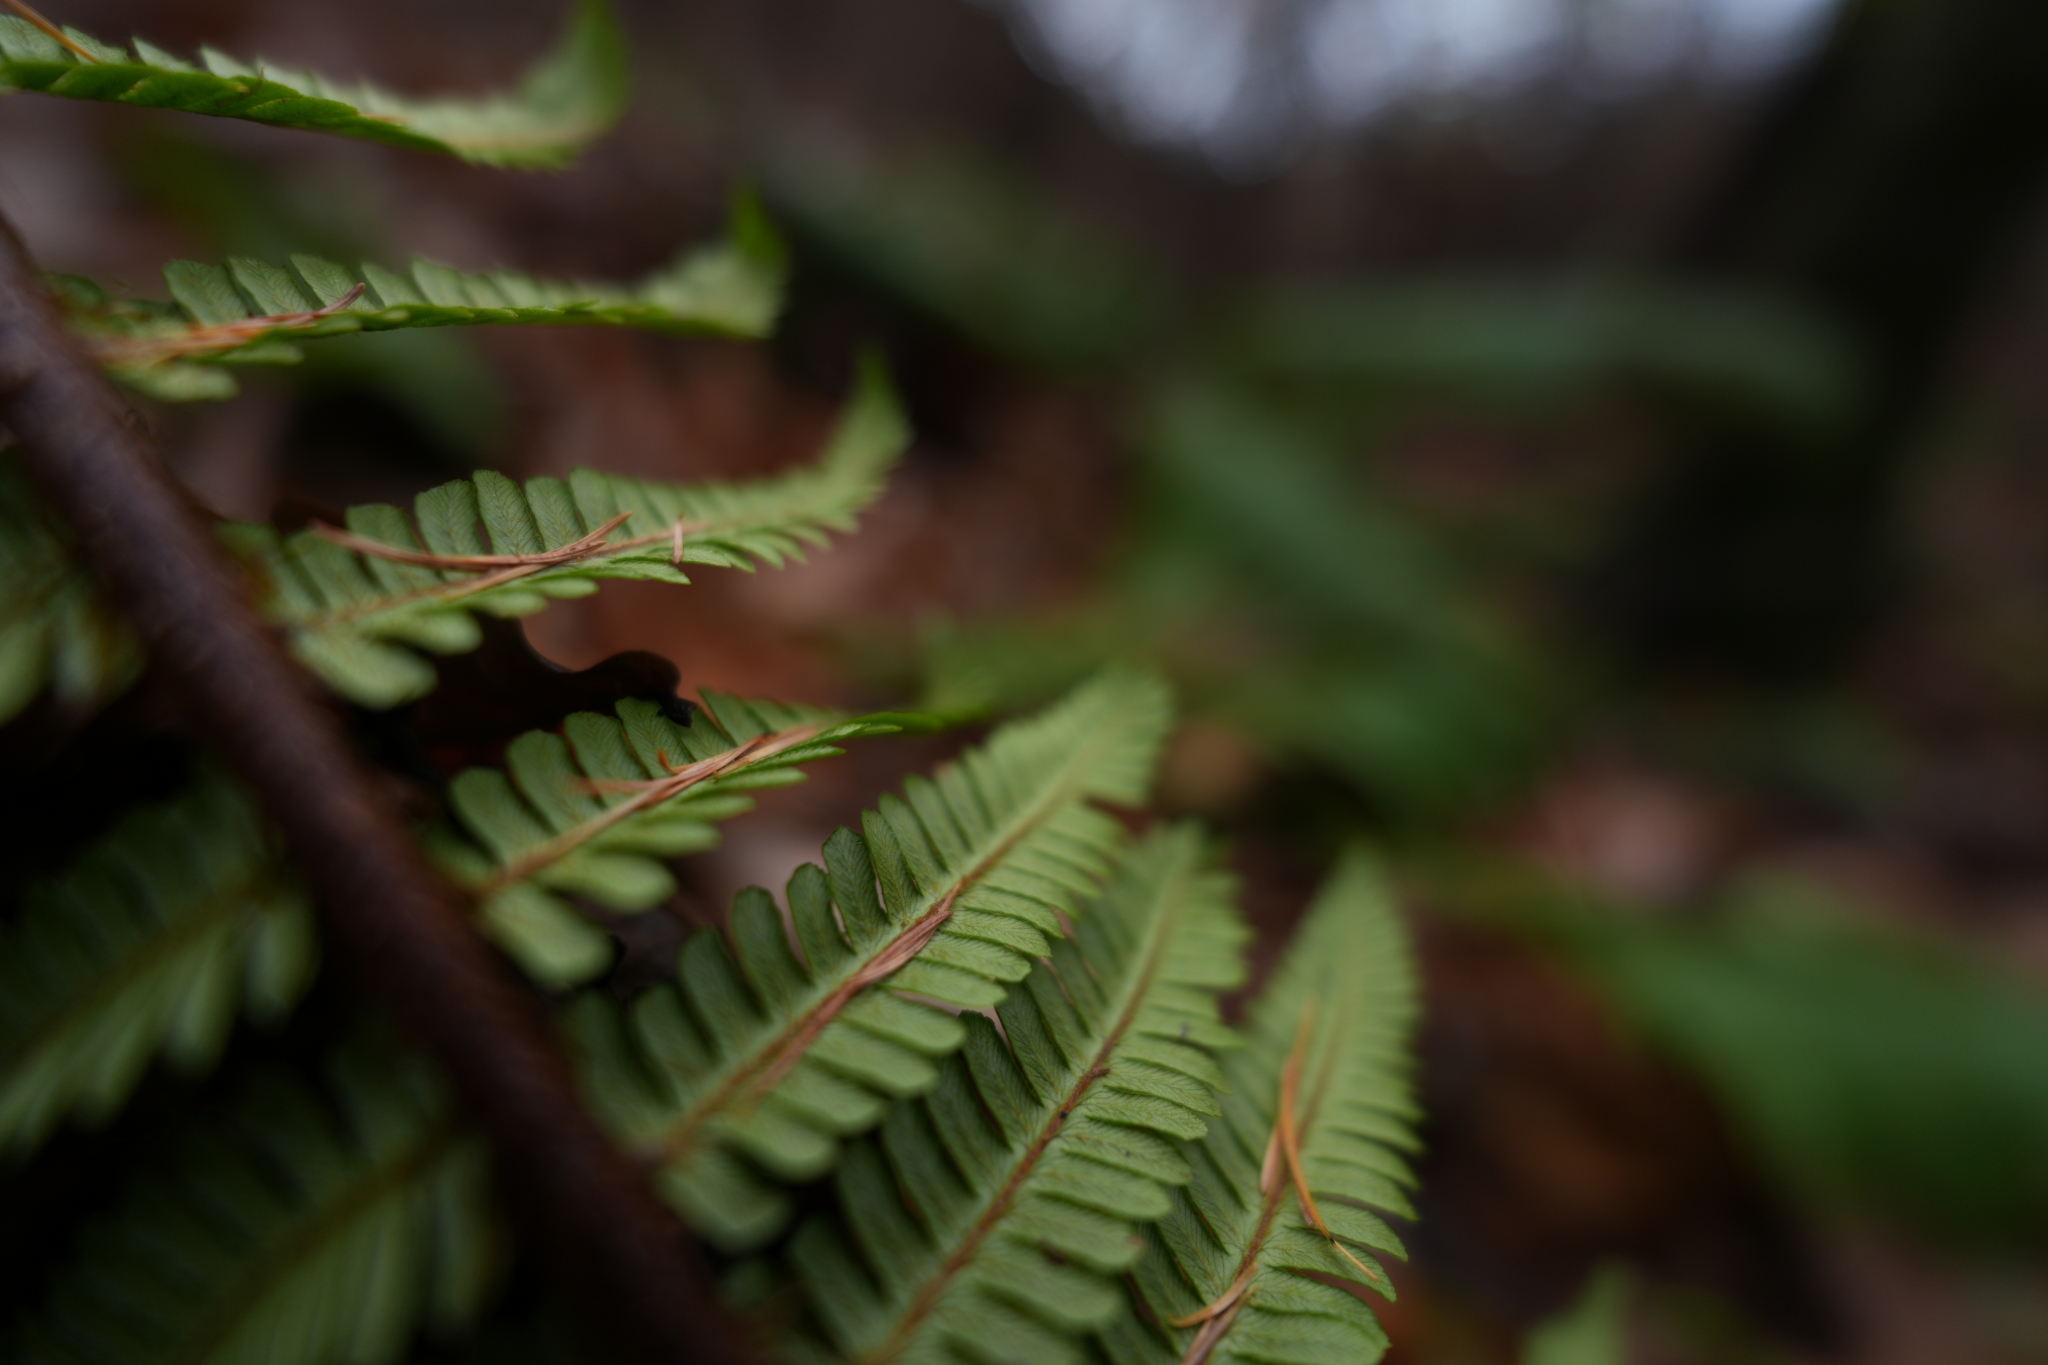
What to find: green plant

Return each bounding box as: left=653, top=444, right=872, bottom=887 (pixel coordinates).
left=0, top=6, right=1424, bottom=1363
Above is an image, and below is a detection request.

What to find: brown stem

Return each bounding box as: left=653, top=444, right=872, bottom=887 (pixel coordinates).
left=0, top=211, right=753, bottom=1365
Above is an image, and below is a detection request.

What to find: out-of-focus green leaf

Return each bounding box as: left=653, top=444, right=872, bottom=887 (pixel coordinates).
left=1522, top=1264, right=1630, bottom=1365
left=774, top=148, right=1165, bottom=371
left=1141, top=387, right=1546, bottom=812
left=1443, top=863, right=2048, bottom=1241
left=1235, top=277, right=1863, bottom=432
left=0, top=1, right=627, bottom=169
left=1144, top=386, right=1472, bottom=647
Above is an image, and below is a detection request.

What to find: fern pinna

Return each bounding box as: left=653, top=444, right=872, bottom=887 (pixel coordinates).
left=0, top=772, right=312, bottom=1158
left=246, top=356, right=901, bottom=706
left=19, top=1039, right=497, bottom=1365
left=570, top=669, right=1176, bottom=1250
left=1109, top=851, right=1420, bottom=1365
left=59, top=196, right=782, bottom=401
left=432, top=691, right=922, bottom=987
left=0, top=1, right=625, bottom=167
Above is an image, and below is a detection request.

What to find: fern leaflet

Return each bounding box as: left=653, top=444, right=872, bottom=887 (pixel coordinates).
left=775, top=824, right=1248, bottom=1365
left=16, top=1039, right=496, bottom=1365
left=2, top=267, right=876, bottom=719
left=0, top=452, right=139, bottom=726
left=429, top=691, right=922, bottom=988
left=225, top=357, right=906, bottom=707
left=0, top=1, right=625, bottom=168
left=568, top=668, right=1175, bottom=1251
left=0, top=771, right=314, bottom=1158
left=60, top=199, right=782, bottom=401
left=1104, top=849, right=1420, bottom=1365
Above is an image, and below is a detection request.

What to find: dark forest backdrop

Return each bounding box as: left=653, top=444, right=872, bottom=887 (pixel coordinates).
left=6, top=0, right=2048, bottom=1360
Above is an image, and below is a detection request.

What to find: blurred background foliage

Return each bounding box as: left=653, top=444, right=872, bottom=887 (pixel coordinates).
left=7, top=0, right=2048, bottom=1360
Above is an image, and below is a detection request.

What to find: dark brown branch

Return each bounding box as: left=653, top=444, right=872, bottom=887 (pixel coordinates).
left=0, top=212, right=752, bottom=1365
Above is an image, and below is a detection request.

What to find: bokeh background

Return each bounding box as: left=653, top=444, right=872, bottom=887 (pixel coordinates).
left=6, top=0, right=2048, bottom=1359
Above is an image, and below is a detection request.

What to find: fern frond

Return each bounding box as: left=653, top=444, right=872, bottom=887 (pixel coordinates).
left=568, top=668, right=1175, bottom=1252
left=774, top=824, right=1248, bottom=1365
left=430, top=691, right=921, bottom=988
left=0, top=0, right=625, bottom=168
left=230, top=357, right=905, bottom=707
left=63, top=199, right=782, bottom=400
left=17, top=1039, right=496, bottom=1365
left=0, top=771, right=314, bottom=1158
left=1104, top=849, right=1420, bottom=1365
left=0, top=452, right=139, bottom=726
left=0, top=360, right=899, bottom=714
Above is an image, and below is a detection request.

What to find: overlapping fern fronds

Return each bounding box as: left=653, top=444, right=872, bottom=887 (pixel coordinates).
left=568, top=668, right=1175, bottom=1251
left=0, top=361, right=899, bottom=717
left=429, top=691, right=921, bottom=987
left=1105, top=849, right=1419, bottom=1365
left=0, top=771, right=313, bottom=1158
left=228, top=357, right=906, bottom=706
left=0, top=1, right=625, bottom=168
left=61, top=198, right=783, bottom=401
left=775, top=824, right=1247, bottom=1365
left=0, top=453, right=138, bottom=726
left=16, top=1039, right=496, bottom=1365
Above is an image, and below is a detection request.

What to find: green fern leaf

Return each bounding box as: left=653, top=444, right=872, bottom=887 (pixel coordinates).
left=65, top=198, right=782, bottom=397
left=17, top=1040, right=496, bottom=1365
left=0, top=771, right=314, bottom=1159
left=2, top=236, right=844, bottom=719
left=430, top=691, right=922, bottom=987
left=0, top=452, right=140, bottom=726
left=0, top=1, right=625, bottom=168
left=568, top=668, right=1175, bottom=1252
left=230, top=356, right=905, bottom=707
left=771, top=824, right=1248, bottom=1365
left=1102, top=848, right=1420, bottom=1365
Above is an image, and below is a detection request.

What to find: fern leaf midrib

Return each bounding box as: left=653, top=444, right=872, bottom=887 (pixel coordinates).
left=1180, top=1002, right=1350, bottom=1363
left=476, top=722, right=825, bottom=895
left=641, top=708, right=1136, bottom=1166
left=169, top=1117, right=464, bottom=1365
left=1, top=862, right=283, bottom=1077
left=1152, top=853, right=1417, bottom=1365
left=90, top=284, right=366, bottom=369
left=858, top=852, right=1199, bottom=1365
left=287, top=515, right=809, bottom=631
